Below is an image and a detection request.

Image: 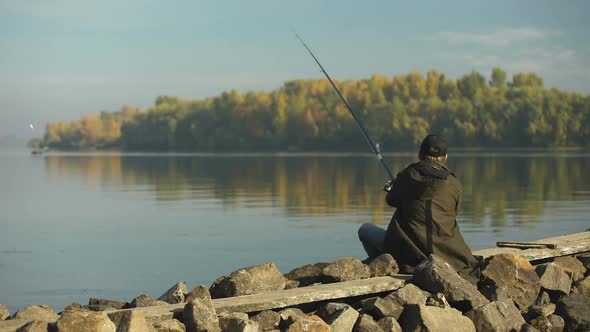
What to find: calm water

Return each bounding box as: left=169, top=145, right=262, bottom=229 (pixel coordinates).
left=1, top=150, right=589, bottom=312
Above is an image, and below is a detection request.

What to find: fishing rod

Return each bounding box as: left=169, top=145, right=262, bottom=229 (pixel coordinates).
left=294, top=32, right=394, bottom=181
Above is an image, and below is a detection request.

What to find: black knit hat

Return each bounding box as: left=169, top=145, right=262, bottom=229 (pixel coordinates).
left=420, top=134, right=448, bottom=157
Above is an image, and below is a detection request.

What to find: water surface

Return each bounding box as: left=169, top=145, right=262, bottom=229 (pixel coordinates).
left=1, top=151, right=589, bottom=312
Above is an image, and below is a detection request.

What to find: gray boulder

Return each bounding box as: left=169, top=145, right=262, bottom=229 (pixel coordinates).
left=365, top=254, right=399, bottom=277
left=12, top=305, right=59, bottom=322
left=320, top=257, right=371, bottom=283
left=89, top=298, right=128, bottom=310
left=385, top=283, right=429, bottom=306
left=210, top=262, right=286, bottom=298
left=552, top=256, right=587, bottom=282
left=555, top=293, right=590, bottom=332
left=130, top=295, right=168, bottom=308
left=108, top=310, right=156, bottom=332
left=353, top=314, right=384, bottom=332
left=465, top=300, right=525, bottom=332
left=284, top=262, right=330, bottom=287
left=218, top=313, right=259, bottom=332
left=361, top=297, right=403, bottom=320
left=0, top=305, right=9, bottom=320
left=183, top=298, right=220, bottom=332
left=400, top=304, right=475, bottom=332
left=250, top=310, right=280, bottom=331
left=185, top=286, right=211, bottom=303
left=158, top=282, right=188, bottom=304
left=376, top=317, right=402, bottom=332
left=535, top=263, right=571, bottom=295
left=316, top=303, right=359, bottom=332
left=413, top=254, right=489, bottom=311
left=480, top=254, right=541, bottom=312
left=15, top=320, right=50, bottom=332
left=547, top=315, right=565, bottom=332
left=55, top=310, right=116, bottom=332
left=153, top=319, right=186, bottom=332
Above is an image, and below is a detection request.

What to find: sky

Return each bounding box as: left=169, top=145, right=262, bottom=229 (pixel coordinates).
left=1, top=0, right=589, bottom=140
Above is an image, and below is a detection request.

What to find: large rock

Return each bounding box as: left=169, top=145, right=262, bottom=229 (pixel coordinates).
left=400, top=304, right=476, bottom=332
left=376, top=317, right=402, bottom=332
left=525, top=304, right=556, bottom=319
left=364, top=254, right=399, bottom=277
left=250, top=310, right=280, bottom=331
left=385, top=283, right=429, bottom=306
left=535, top=263, right=572, bottom=295
left=480, top=254, right=541, bottom=311
left=283, top=315, right=329, bottom=332
left=573, top=276, right=590, bottom=297
left=361, top=297, right=403, bottom=320
left=413, top=254, right=489, bottom=311
left=547, top=315, right=565, bottom=332
left=55, top=310, right=116, bottom=332
left=555, top=293, right=590, bottom=332
left=464, top=300, right=525, bottom=332
left=0, top=305, right=9, bottom=320
left=284, top=263, right=330, bottom=287
left=89, top=298, right=128, bottom=310
left=153, top=319, right=186, bottom=332
left=158, top=282, right=188, bottom=304
left=552, top=257, right=587, bottom=282
left=185, top=286, right=211, bottom=303
left=353, top=314, right=384, bottom=332
left=15, top=320, right=50, bottom=332
left=218, top=313, right=259, bottom=332
left=108, top=310, right=156, bottom=332
left=129, top=295, right=168, bottom=308
left=12, top=305, right=59, bottom=322
left=425, top=293, right=451, bottom=309
left=316, top=303, right=359, bottom=332
left=527, top=315, right=552, bottom=332
left=183, top=298, right=220, bottom=332
left=320, top=257, right=371, bottom=283
left=209, top=262, right=286, bottom=298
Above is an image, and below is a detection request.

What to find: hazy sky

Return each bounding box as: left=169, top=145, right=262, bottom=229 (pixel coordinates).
left=1, top=0, right=588, bottom=139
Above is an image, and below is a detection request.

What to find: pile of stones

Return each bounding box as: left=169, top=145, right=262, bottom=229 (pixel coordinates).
left=1, top=253, right=589, bottom=332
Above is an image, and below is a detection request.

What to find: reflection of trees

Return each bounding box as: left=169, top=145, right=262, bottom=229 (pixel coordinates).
left=44, top=154, right=590, bottom=226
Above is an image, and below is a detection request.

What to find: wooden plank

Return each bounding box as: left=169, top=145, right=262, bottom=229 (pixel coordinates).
left=496, top=241, right=557, bottom=249
left=474, top=231, right=590, bottom=261
left=112, top=275, right=409, bottom=319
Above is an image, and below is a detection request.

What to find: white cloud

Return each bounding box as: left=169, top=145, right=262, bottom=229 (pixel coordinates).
left=435, top=28, right=547, bottom=47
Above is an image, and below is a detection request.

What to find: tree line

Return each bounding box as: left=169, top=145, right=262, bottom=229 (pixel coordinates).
left=43, top=68, right=590, bottom=150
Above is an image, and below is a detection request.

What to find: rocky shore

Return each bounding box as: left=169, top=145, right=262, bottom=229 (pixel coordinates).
left=1, top=253, right=589, bottom=332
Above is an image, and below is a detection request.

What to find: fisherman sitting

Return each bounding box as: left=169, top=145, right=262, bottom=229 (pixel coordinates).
left=358, top=134, right=480, bottom=283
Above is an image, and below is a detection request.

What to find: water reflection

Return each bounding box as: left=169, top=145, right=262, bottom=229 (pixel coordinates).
left=44, top=153, right=590, bottom=227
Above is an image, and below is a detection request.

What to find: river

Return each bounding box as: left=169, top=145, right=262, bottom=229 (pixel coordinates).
left=0, top=150, right=589, bottom=312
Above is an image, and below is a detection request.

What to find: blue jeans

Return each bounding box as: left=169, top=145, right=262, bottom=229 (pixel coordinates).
left=358, top=223, right=386, bottom=258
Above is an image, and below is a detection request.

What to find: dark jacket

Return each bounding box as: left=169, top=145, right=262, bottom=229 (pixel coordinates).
left=384, top=160, right=479, bottom=281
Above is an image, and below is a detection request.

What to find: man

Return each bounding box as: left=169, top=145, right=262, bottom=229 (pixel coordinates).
left=358, top=134, right=479, bottom=282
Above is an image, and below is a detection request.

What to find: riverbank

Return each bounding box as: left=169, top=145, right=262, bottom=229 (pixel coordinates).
left=1, top=232, right=589, bottom=331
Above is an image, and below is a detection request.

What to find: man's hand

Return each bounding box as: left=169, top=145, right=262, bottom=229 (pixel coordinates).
left=383, top=179, right=393, bottom=192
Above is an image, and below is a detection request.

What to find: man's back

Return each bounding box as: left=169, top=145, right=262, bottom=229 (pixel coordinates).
left=383, top=160, right=479, bottom=281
